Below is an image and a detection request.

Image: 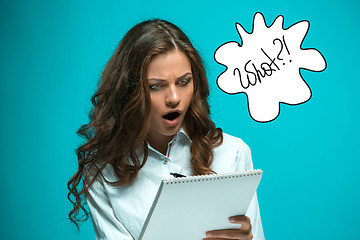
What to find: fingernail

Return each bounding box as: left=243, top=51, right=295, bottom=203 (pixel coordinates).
left=229, top=217, right=235, bottom=222
left=206, top=232, right=213, bottom=237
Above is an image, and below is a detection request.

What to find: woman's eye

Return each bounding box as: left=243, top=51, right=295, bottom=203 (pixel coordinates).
left=178, top=78, right=191, bottom=86
left=149, top=84, right=161, bottom=90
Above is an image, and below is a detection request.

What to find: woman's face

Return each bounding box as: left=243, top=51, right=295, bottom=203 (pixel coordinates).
left=146, top=49, right=194, bottom=145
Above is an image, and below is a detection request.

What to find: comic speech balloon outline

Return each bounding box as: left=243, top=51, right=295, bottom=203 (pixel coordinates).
left=214, top=12, right=327, bottom=122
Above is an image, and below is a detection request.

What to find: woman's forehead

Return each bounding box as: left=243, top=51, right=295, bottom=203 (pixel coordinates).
left=146, top=50, right=192, bottom=80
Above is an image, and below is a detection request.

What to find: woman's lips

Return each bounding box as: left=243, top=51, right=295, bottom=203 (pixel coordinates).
left=162, top=111, right=181, bottom=127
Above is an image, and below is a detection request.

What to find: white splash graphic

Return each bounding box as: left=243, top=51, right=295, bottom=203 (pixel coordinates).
left=214, top=12, right=326, bottom=122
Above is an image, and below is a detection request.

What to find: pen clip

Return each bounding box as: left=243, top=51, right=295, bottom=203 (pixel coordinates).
left=170, top=172, right=186, bottom=178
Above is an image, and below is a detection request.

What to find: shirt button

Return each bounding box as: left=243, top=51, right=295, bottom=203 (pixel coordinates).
left=163, top=159, right=168, bottom=165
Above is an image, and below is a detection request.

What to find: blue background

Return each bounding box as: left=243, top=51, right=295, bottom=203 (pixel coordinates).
left=1, top=0, right=359, bottom=239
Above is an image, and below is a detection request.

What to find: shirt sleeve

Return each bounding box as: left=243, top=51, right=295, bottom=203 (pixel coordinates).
left=86, top=176, right=134, bottom=240
left=236, top=143, right=265, bottom=240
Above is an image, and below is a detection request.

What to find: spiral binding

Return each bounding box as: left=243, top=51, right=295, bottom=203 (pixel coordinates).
left=164, top=169, right=262, bottom=185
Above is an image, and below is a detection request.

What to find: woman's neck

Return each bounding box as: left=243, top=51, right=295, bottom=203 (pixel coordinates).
left=147, top=132, right=175, bottom=156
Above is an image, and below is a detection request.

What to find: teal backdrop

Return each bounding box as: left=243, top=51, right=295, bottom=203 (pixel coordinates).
left=1, top=0, right=359, bottom=239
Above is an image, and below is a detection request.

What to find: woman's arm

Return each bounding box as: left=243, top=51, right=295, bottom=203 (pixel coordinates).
left=86, top=177, right=134, bottom=240
left=207, top=134, right=265, bottom=240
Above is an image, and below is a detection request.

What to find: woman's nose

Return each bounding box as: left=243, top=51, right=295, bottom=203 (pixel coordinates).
left=165, top=85, right=181, bottom=107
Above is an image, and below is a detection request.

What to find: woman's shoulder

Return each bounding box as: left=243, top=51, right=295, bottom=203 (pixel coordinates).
left=211, top=132, right=253, bottom=172
left=220, top=132, right=251, bottom=153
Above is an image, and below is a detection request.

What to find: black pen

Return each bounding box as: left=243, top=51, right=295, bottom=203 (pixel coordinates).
left=170, top=172, right=186, bottom=178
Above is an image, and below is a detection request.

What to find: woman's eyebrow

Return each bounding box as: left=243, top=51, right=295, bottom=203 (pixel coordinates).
left=178, top=72, right=192, bottom=80
left=147, top=78, right=167, bottom=82
left=148, top=72, right=192, bottom=82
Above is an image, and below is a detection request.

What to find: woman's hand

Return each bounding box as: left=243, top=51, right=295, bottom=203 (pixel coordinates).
left=204, top=215, right=253, bottom=240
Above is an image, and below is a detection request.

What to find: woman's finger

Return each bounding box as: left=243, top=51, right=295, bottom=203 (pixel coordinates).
left=229, top=215, right=252, bottom=232
left=205, top=229, right=253, bottom=239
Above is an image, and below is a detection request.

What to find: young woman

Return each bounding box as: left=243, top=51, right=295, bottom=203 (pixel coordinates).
left=68, top=19, right=264, bottom=240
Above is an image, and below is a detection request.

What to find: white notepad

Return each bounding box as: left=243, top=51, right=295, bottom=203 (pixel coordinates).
left=139, top=169, right=263, bottom=240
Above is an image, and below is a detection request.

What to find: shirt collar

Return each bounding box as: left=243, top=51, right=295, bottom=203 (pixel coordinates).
left=175, top=127, right=192, bottom=143
left=146, top=127, right=192, bottom=156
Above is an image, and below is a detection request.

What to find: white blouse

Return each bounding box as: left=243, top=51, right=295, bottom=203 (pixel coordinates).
left=86, top=129, right=265, bottom=239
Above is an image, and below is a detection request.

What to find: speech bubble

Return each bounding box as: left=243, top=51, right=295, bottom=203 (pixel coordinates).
left=214, top=12, right=327, bottom=122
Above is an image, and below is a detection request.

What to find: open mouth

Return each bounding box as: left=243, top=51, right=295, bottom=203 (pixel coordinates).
left=162, top=111, right=180, bottom=121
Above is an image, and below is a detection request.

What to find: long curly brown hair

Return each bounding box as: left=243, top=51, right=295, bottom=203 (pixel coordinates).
left=67, top=19, right=223, bottom=227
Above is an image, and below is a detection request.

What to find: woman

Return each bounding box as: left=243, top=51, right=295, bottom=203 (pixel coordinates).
left=68, top=19, right=264, bottom=240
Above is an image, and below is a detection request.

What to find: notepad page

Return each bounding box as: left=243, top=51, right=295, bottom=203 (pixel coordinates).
left=139, top=170, right=262, bottom=240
